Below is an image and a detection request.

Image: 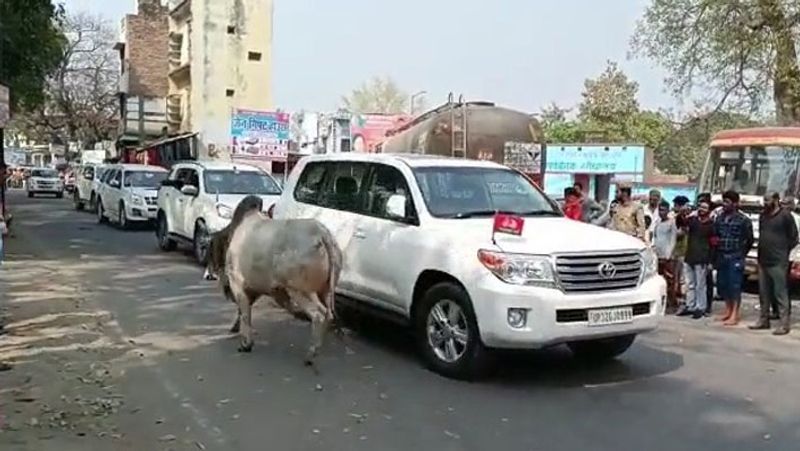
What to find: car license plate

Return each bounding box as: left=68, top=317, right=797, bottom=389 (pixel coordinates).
left=587, top=307, right=633, bottom=327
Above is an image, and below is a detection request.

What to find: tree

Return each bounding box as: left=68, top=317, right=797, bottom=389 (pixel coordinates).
left=579, top=61, right=640, bottom=124
left=538, top=103, right=582, bottom=143
left=341, top=76, right=409, bottom=114
left=657, top=111, right=759, bottom=176
left=632, top=0, right=800, bottom=125
left=0, top=0, right=66, bottom=110
left=12, top=12, right=119, bottom=152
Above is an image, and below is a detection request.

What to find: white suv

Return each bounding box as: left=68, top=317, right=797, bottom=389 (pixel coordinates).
left=73, top=163, right=107, bottom=212
left=27, top=167, right=64, bottom=198
left=273, top=153, right=666, bottom=379
left=95, top=164, right=168, bottom=229
left=155, top=160, right=283, bottom=265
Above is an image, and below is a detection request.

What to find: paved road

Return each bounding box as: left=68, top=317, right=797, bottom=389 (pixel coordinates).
left=2, top=191, right=800, bottom=450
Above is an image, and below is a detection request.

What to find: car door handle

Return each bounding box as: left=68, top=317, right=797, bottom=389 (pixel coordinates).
left=353, top=228, right=366, bottom=239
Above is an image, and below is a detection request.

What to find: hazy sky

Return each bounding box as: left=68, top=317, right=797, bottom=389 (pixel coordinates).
left=61, top=0, right=673, bottom=114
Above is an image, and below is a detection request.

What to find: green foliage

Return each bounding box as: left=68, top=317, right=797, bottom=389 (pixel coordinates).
left=632, top=0, right=800, bottom=124
left=0, top=0, right=66, bottom=111
left=540, top=61, right=761, bottom=176
left=341, top=76, right=409, bottom=114
left=658, top=112, right=759, bottom=176
left=578, top=61, right=640, bottom=125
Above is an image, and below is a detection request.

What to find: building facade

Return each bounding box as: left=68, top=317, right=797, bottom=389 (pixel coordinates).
left=115, top=0, right=170, bottom=151
left=167, top=0, right=274, bottom=161
left=544, top=144, right=654, bottom=201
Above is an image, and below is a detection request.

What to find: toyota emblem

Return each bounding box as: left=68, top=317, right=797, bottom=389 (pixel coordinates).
left=597, top=261, right=617, bottom=279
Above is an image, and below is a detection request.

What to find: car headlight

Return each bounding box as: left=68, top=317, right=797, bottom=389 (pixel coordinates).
left=640, top=248, right=657, bottom=279
left=478, top=249, right=556, bottom=287
left=216, top=203, right=233, bottom=219
left=130, top=195, right=144, bottom=206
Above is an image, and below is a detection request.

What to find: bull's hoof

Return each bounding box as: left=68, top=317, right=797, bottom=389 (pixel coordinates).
left=238, top=342, right=253, bottom=353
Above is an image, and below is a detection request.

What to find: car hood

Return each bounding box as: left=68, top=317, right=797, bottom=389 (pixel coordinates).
left=438, top=217, right=647, bottom=255
left=212, top=194, right=282, bottom=210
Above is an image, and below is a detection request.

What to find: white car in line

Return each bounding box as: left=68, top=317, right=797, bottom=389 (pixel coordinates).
left=273, top=153, right=666, bottom=380
left=95, top=164, right=169, bottom=229
left=73, top=163, right=108, bottom=212
left=27, top=167, right=64, bottom=198
left=155, top=160, right=283, bottom=265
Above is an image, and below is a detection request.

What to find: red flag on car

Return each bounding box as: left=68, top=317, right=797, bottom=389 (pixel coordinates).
left=493, top=213, right=525, bottom=236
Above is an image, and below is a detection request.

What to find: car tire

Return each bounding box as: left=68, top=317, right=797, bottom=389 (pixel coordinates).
left=56, top=191, right=64, bottom=199
left=193, top=220, right=209, bottom=266
left=74, top=191, right=84, bottom=211
left=156, top=213, right=177, bottom=252
left=89, top=192, right=97, bottom=212
left=414, top=282, right=492, bottom=380
left=27, top=192, right=34, bottom=198
left=118, top=202, right=128, bottom=230
left=567, top=334, right=636, bottom=363
left=97, top=198, right=108, bottom=224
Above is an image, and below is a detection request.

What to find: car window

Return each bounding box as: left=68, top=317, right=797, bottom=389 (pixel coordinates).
left=364, top=164, right=417, bottom=221
left=102, top=169, right=116, bottom=184
left=318, top=162, right=370, bottom=213
left=31, top=169, right=59, bottom=178
left=294, top=162, right=332, bottom=205
left=111, top=170, right=122, bottom=186
left=413, top=166, right=559, bottom=218
left=204, top=170, right=282, bottom=195
left=123, top=170, right=168, bottom=188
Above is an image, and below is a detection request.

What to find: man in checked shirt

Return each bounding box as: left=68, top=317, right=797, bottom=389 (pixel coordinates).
left=713, top=190, right=755, bottom=326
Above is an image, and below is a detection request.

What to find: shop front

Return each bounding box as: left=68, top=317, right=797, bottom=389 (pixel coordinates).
left=543, top=144, right=650, bottom=201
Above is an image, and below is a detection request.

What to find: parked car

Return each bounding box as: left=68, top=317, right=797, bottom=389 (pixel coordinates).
left=272, top=153, right=666, bottom=379
left=73, top=163, right=108, bottom=212
left=95, top=164, right=168, bottom=229
left=27, top=167, right=64, bottom=198
left=155, top=160, right=283, bottom=265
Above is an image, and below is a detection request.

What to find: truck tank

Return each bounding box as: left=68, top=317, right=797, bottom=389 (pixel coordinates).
left=379, top=95, right=545, bottom=180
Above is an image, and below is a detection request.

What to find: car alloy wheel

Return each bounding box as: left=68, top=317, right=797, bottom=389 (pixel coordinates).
left=157, top=214, right=176, bottom=251
left=415, top=282, right=492, bottom=380
left=426, top=299, right=469, bottom=363
left=97, top=200, right=107, bottom=224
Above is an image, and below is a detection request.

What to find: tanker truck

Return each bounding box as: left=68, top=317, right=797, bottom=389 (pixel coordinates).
left=377, top=93, right=546, bottom=184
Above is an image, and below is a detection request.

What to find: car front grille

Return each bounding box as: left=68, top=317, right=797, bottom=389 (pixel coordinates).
left=555, top=251, right=642, bottom=293
left=556, top=302, right=651, bottom=323
left=145, top=196, right=157, bottom=205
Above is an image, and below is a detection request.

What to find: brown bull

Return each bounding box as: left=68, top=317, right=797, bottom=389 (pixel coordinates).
left=222, top=206, right=343, bottom=366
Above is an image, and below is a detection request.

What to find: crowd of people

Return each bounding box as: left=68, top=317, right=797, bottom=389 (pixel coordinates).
left=563, top=184, right=798, bottom=335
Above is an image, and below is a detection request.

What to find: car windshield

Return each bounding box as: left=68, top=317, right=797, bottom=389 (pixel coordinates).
left=203, top=170, right=282, bottom=195
left=703, top=145, right=800, bottom=197
left=413, top=166, right=560, bottom=218
left=31, top=169, right=58, bottom=178
left=123, top=170, right=167, bottom=188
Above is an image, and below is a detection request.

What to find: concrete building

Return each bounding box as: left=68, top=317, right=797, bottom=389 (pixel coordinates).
left=115, top=0, right=170, bottom=151
left=167, top=0, right=274, bottom=160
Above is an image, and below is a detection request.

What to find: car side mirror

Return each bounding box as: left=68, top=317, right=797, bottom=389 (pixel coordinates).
left=385, top=194, right=407, bottom=219
left=109, top=179, right=120, bottom=188
left=181, top=185, right=199, bottom=196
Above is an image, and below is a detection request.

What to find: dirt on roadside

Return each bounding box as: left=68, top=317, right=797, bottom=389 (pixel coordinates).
left=0, top=222, right=143, bottom=450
